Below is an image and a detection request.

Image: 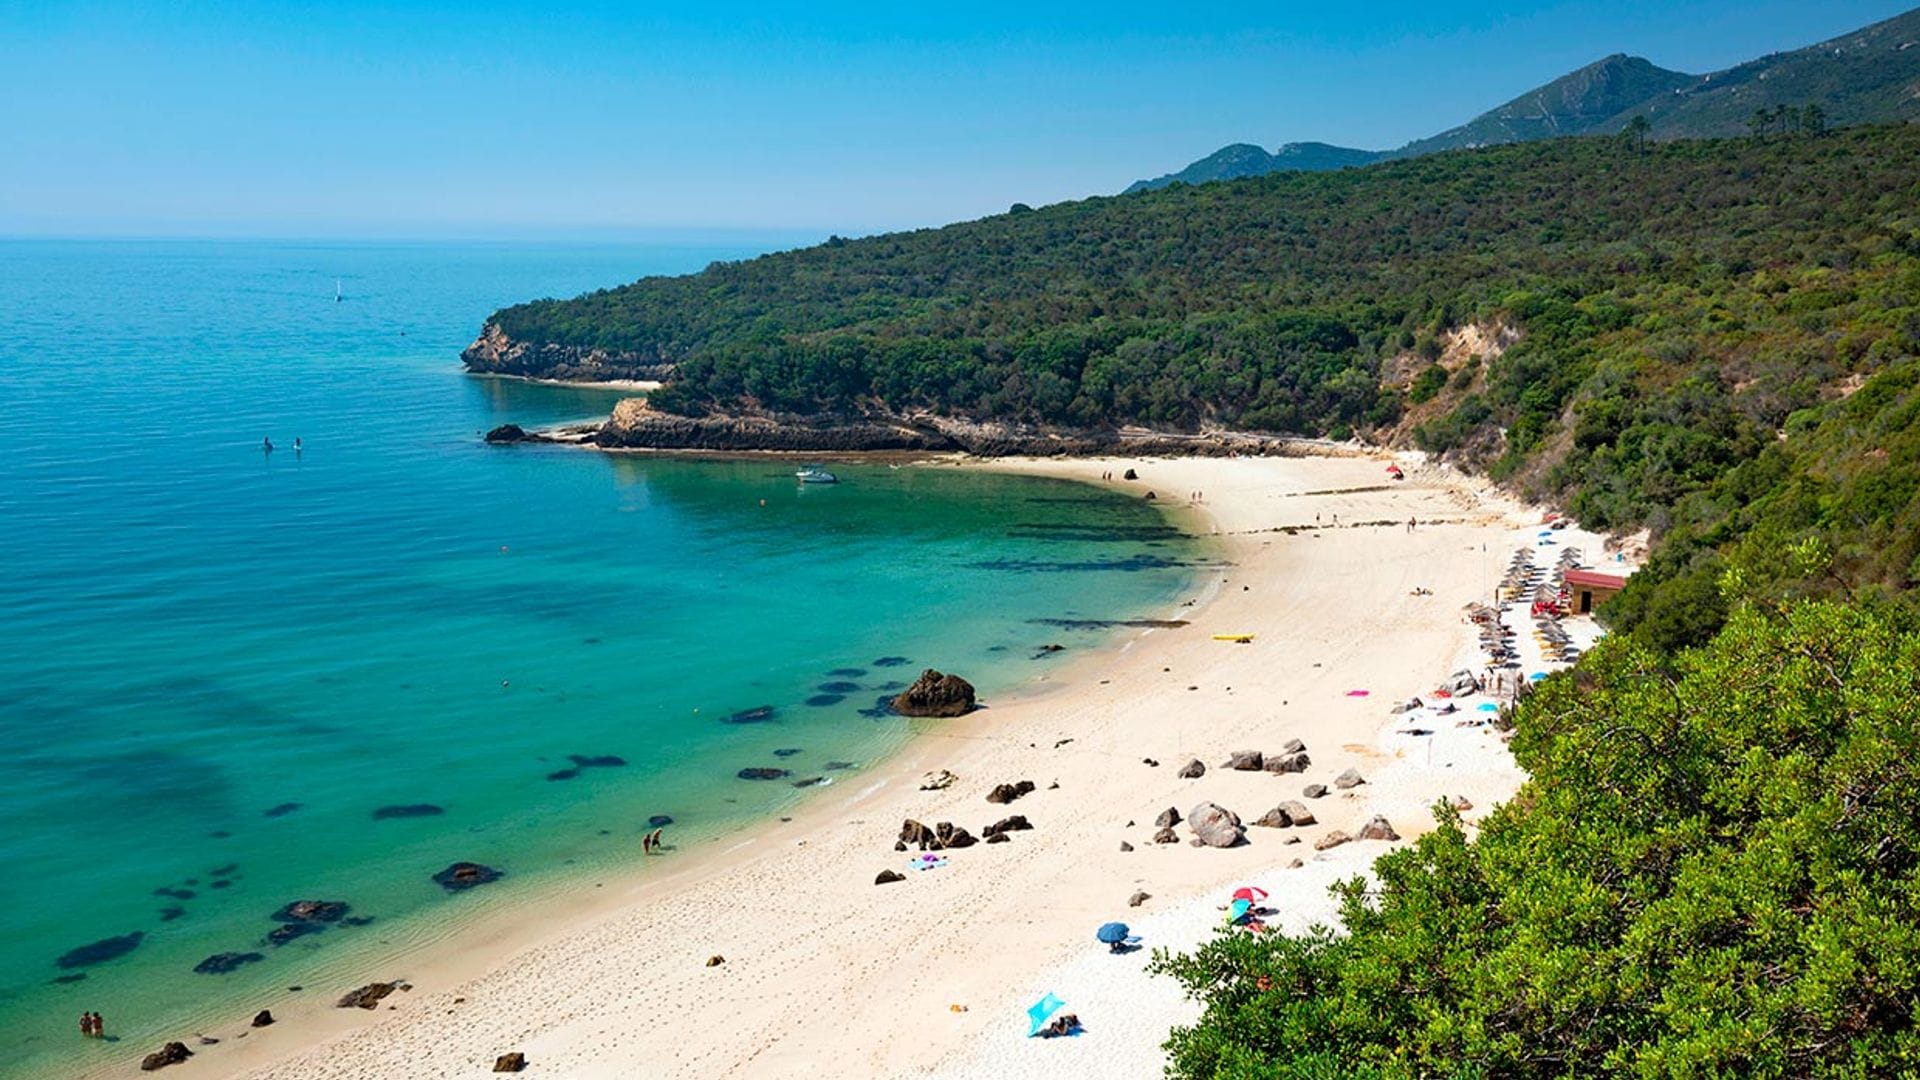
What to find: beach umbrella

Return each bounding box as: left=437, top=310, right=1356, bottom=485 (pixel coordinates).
left=1027, top=992, right=1065, bottom=1036
left=1229, top=898, right=1252, bottom=923
left=1478, top=702, right=1500, bottom=712
left=1529, top=672, right=1548, bottom=682
left=1231, top=886, right=1268, bottom=903
left=1096, top=922, right=1132, bottom=945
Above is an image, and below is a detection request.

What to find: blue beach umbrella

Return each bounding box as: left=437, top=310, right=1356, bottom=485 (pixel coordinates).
left=1096, top=922, right=1131, bottom=944
left=1529, top=671, right=1548, bottom=682
left=1478, top=702, right=1499, bottom=712
left=1229, top=898, right=1252, bottom=923
left=1027, top=992, right=1065, bottom=1036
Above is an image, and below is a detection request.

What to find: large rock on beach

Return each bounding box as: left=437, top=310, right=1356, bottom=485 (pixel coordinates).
left=432, top=862, right=503, bottom=891
left=1154, top=806, right=1182, bottom=828
left=1280, top=738, right=1306, bottom=755
left=1334, top=768, right=1366, bottom=790
left=494, top=1052, right=528, bottom=1072
left=1314, top=830, right=1352, bottom=851
left=891, top=669, right=977, bottom=717
left=875, top=870, right=905, bottom=885
left=140, top=1042, right=193, bottom=1071
left=251, top=1010, right=275, bottom=1027
left=1266, top=752, right=1311, bottom=774
left=1253, top=807, right=1290, bottom=828
left=336, top=982, right=399, bottom=1009
left=1225, top=750, right=1264, bottom=771
left=1176, top=759, right=1206, bottom=779
left=1278, top=800, right=1316, bottom=826
left=1152, top=827, right=1180, bottom=844
left=1358, top=815, right=1401, bottom=841
left=1187, top=802, right=1246, bottom=848
left=1302, top=784, right=1328, bottom=799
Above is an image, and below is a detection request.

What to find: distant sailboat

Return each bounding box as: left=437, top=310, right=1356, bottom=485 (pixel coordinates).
left=334, top=278, right=342, bottom=303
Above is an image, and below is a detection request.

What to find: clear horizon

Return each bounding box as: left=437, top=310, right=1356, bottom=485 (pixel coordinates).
left=3, top=0, right=1913, bottom=239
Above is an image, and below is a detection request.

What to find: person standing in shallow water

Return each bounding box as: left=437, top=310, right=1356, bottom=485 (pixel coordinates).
left=262, top=436, right=274, bottom=454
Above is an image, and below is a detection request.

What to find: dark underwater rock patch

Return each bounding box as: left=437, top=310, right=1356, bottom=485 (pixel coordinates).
left=158, top=906, right=187, bottom=922
left=725, top=705, right=776, bottom=724
left=373, top=803, right=444, bottom=819
left=805, top=693, right=845, bottom=707
left=209, top=863, right=238, bottom=877
left=272, top=900, right=349, bottom=923
left=816, top=681, right=861, bottom=693
left=433, top=862, right=503, bottom=891
left=872, top=656, right=911, bottom=667
left=826, top=667, right=867, bottom=678
left=154, top=887, right=195, bottom=900
left=773, top=748, right=803, bottom=758
left=193, top=951, right=263, bottom=975
left=648, top=814, right=675, bottom=827
left=568, top=754, right=626, bottom=768
left=263, top=802, right=303, bottom=818
left=736, top=767, right=791, bottom=781
left=824, top=761, right=857, bottom=770
left=57, top=932, right=145, bottom=970
left=266, top=922, right=324, bottom=947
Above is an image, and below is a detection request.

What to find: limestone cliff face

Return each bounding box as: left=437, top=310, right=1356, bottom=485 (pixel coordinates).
left=595, top=398, right=1301, bottom=457
left=461, top=323, right=676, bottom=382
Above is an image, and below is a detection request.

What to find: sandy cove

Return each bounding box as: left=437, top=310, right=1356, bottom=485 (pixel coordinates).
left=137, top=452, right=1601, bottom=1080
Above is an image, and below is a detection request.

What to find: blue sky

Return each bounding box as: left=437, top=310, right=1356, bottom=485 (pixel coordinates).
left=2, top=1, right=1911, bottom=237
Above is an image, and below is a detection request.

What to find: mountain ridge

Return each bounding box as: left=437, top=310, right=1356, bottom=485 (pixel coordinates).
left=1126, top=6, right=1920, bottom=191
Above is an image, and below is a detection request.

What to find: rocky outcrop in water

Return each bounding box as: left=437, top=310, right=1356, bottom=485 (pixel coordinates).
left=463, top=322, right=676, bottom=382
left=432, top=863, right=502, bottom=891
left=56, top=932, right=144, bottom=970
left=891, top=669, right=976, bottom=717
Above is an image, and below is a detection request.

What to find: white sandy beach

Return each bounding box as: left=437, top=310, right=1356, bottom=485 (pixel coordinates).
left=126, top=452, right=1610, bottom=1080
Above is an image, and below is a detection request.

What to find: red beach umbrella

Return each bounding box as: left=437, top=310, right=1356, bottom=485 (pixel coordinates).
left=1232, top=886, right=1269, bottom=903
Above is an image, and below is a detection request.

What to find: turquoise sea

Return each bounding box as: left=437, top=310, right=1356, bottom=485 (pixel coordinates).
left=0, top=238, right=1197, bottom=1075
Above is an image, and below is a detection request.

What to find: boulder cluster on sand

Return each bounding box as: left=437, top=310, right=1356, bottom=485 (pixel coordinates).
left=140, top=1042, right=193, bottom=1071
left=897, top=819, right=977, bottom=850
left=891, top=669, right=977, bottom=717
left=981, top=815, right=1032, bottom=840
left=985, top=780, right=1035, bottom=804
left=1252, top=801, right=1317, bottom=828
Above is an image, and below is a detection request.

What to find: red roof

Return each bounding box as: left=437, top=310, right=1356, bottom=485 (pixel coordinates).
left=1564, top=569, right=1629, bottom=590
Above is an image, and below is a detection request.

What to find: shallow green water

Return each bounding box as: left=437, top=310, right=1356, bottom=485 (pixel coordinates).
left=0, top=239, right=1197, bottom=1073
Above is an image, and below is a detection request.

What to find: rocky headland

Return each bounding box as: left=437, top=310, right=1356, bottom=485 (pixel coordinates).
left=591, top=398, right=1304, bottom=457
left=462, top=322, right=676, bottom=383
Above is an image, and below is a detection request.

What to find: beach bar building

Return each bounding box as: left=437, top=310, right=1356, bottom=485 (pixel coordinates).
left=1564, top=568, right=1629, bottom=614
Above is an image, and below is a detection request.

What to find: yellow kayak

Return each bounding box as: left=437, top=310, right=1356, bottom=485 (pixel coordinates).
left=1212, top=633, right=1255, bottom=643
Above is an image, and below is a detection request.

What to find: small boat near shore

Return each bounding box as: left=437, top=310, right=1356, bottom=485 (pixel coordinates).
left=795, top=467, right=838, bottom=484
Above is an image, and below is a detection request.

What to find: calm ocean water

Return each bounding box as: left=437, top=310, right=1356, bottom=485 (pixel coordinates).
left=0, top=238, right=1196, bottom=1074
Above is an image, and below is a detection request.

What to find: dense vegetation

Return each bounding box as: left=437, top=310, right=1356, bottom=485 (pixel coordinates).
left=1152, top=600, right=1920, bottom=1078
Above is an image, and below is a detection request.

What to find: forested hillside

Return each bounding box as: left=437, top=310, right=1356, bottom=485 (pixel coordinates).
left=482, top=125, right=1920, bottom=640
